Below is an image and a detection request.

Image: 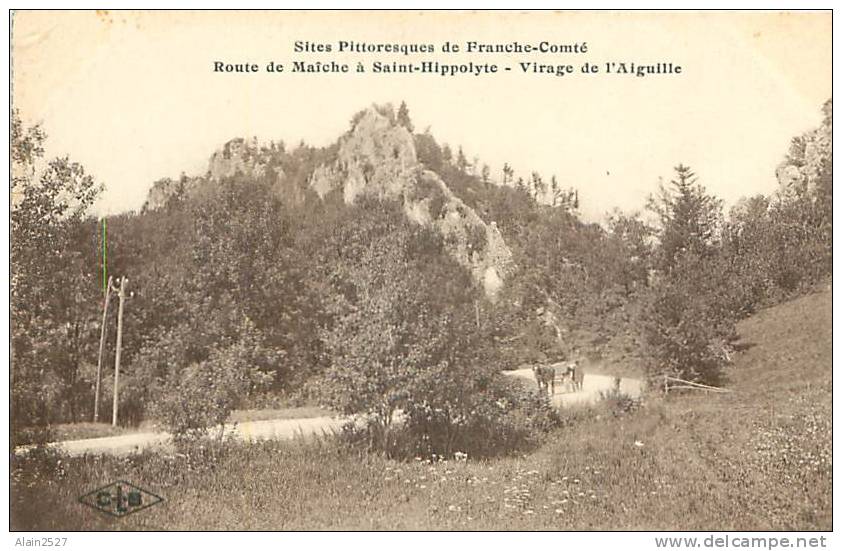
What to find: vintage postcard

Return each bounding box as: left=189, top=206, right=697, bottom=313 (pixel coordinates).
left=8, top=9, right=832, bottom=540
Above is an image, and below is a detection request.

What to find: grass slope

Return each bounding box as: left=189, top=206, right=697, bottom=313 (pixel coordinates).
left=11, top=288, right=831, bottom=530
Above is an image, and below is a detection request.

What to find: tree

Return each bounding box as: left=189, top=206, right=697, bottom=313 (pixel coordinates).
left=530, top=172, right=547, bottom=201
left=11, top=110, right=102, bottom=436
left=502, top=163, right=514, bottom=186
left=397, top=101, right=414, bottom=132
left=456, top=147, right=469, bottom=172
left=155, top=315, right=274, bottom=441
left=414, top=132, right=444, bottom=173
left=641, top=166, right=733, bottom=386
left=442, top=144, right=453, bottom=164
left=606, top=209, right=654, bottom=295
left=640, top=251, right=736, bottom=387
left=320, top=199, right=495, bottom=456
left=766, top=99, right=832, bottom=289
left=481, top=164, right=491, bottom=185
left=549, top=176, right=579, bottom=212
left=647, top=165, right=723, bottom=272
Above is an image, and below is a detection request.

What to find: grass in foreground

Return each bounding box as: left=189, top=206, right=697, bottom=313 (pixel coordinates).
left=11, top=289, right=831, bottom=530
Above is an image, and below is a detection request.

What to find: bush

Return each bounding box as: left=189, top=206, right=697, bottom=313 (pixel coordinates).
left=407, top=175, right=448, bottom=220
left=11, top=441, right=65, bottom=490
left=599, top=387, right=642, bottom=417
left=466, top=224, right=488, bottom=254
left=337, top=375, right=561, bottom=460
left=640, top=252, right=735, bottom=387
left=414, top=133, right=444, bottom=173
left=455, top=376, right=562, bottom=456
left=156, top=328, right=273, bottom=441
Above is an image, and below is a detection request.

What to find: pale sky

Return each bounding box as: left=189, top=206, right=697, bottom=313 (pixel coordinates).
left=11, top=10, right=832, bottom=222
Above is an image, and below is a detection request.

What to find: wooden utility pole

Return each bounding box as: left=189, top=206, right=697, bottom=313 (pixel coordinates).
left=112, top=276, right=127, bottom=427
left=93, top=275, right=113, bottom=422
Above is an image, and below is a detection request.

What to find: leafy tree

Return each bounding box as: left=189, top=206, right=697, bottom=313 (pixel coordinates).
left=606, top=209, right=653, bottom=295
left=155, top=316, right=274, bottom=440
left=720, top=195, right=778, bottom=313
left=320, top=199, right=499, bottom=455
left=718, top=100, right=832, bottom=307
left=11, top=111, right=102, bottom=436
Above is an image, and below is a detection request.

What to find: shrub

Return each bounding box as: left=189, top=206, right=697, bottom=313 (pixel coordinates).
left=414, top=132, right=444, bottom=173
left=599, top=387, right=642, bottom=417
left=337, top=375, right=562, bottom=460
left=640, top=252, right=735, bottom=387
left=428, top=193, right=447, bottom=221
left=407, top=175, right=448, bottom=220
left=156, top=327, right=273, bottom=441
left=11, top=441, right=65, bottom=490
left=465, top=224, right=488, bottom=254
left=450, top=376, right=561, bottom=456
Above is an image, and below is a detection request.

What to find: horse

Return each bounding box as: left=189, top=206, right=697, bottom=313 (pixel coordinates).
left=532, top=364, right=556, bottom=396
left=559, top=360, right=584, bottom=392
left=572, top=361, right=584, bottom=391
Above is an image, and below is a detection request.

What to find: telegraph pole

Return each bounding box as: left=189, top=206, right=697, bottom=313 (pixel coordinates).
left=93, top=275, right=113, bottom=422
left=112, top=276, right=127, bottom=427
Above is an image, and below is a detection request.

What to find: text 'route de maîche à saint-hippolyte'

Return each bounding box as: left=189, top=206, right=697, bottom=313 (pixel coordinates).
left=211, top=40, right=682, bottom=78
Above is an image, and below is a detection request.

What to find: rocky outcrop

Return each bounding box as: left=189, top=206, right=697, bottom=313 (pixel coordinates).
left=144, top=178, right=181, bottom=211
left=143, top=138, right=297, bottom=210
left=141, top=103, right=515, bottom=298
left=310, top=108, right=416, bottom=203
left=207, top=137, right=275, bottom=181
left=775, top=99, right=832, bottom=197
left=309, top=105, right=513, bottom=298
left=142, top=176, right=204, bottom=212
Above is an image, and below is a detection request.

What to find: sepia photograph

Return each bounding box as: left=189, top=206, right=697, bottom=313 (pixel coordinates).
left=8, top=9, right=832, bottom=536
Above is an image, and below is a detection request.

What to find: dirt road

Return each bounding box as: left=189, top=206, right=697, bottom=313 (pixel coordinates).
left=16, top=416, right=344, bottom=457
left=17, top=371, right=641, bottom=457
left=503, top=368, right=644, bottom=407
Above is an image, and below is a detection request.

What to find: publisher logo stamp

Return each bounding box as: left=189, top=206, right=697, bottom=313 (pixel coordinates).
left=78, top=480, right=163, bottom=518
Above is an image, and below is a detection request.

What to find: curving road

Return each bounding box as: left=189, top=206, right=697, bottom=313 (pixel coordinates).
left=503, top=368, right=644, bottom=407
left=16, top=371, right=642, bottom=457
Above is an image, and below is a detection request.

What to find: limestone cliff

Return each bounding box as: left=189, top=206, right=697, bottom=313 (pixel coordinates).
left=141, top=104, right=514, bottom=298
left=775, top=99, right=832, bottom=197
left=309, top=105, right=513, bottom=298
left=143, top=175, right=203, bottom=211
left=143, top=138, right=296, bottom=211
